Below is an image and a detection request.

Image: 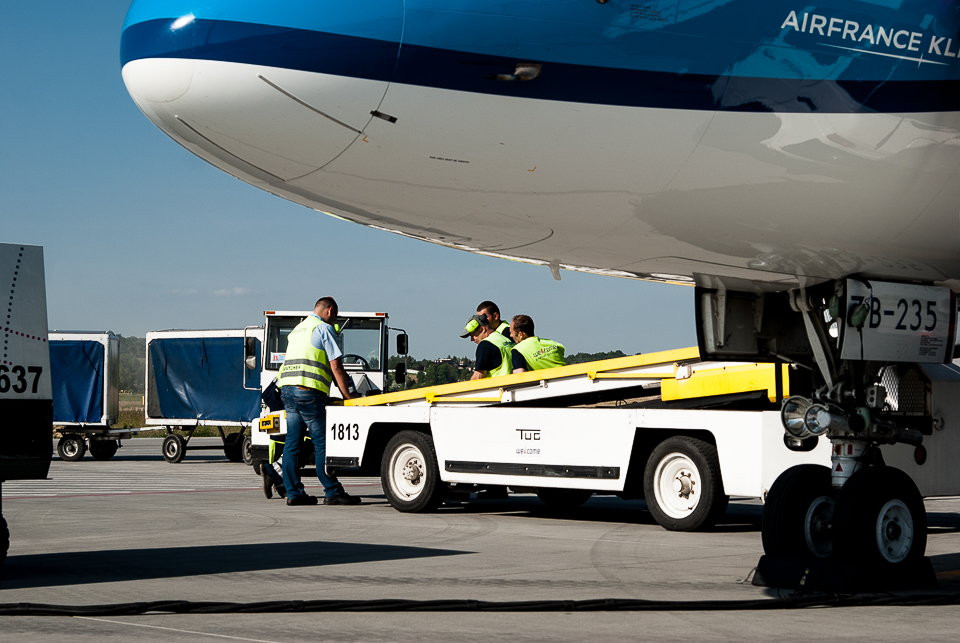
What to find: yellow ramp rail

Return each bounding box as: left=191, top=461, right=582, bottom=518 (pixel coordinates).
left=344, top=347, right=790, bottom=408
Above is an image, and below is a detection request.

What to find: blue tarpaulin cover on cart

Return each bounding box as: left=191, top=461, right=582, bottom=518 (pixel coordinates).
left=50, top=340, right=104, bottom=424
left=148, top=337, right=261, bottom=422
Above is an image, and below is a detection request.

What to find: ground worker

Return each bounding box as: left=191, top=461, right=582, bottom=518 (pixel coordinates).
left=276, top=297, right=361, bottom=506
left=259, top=376, right=287, bottom=499
left=476, top=300, right=512, bottom=341
left=461, top=313, right=515, bottom=379
left=509, top=314, right=567, bottom=373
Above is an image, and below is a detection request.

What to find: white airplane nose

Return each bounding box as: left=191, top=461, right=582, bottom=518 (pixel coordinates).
left=124, top=57, right=394, bottom=181
left=121, top=7, right=402, bottom=181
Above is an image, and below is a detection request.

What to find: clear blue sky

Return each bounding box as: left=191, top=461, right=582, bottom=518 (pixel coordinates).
left=2, top=2, right=694, bottom=359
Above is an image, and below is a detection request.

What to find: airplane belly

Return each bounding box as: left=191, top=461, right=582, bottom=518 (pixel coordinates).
left=289, top=84, right=960, bottom=288
left=619, top=110, right=960, bottom=285
left=288, top=82, right=711, bottom=256
left=120, top=0, right=960, bottom=289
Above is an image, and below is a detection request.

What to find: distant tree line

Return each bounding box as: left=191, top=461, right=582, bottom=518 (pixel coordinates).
left=566, top=350, right=627, bottom=364
left=387, top=350, right=631, bottom=389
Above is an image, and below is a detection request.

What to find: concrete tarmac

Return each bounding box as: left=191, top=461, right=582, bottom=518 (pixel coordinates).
left=1, top=438, right=959, bottom=641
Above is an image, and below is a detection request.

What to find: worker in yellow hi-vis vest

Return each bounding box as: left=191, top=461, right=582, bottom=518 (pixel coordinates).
left=276, top=296, right=361, bottom=507
left=509, top=314, right=567, bottom=373
left=461, top=312, right=515, bottom=379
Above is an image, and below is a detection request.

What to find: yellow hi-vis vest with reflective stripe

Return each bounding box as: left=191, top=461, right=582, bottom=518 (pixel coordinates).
left=515, top=336, right=566, bottom=371
left=482, top=331, right=515, bottom=378
left=277, top=316, right=333, bottom=394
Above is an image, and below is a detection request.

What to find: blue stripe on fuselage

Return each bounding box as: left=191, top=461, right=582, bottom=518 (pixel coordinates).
left=121, top=0, right=405, bottom=42
left=121, top=19, right=399, bottom=83
left=121, top=17, right=960, bottom=114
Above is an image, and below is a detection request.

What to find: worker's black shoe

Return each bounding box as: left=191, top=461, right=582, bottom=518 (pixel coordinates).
left=286, top=494, right=318, bottom=506
left=323, top=492, right=361, bottom=505
left=262, top=471, right=274, bottom=499
left=275, top=483, right=287, bottom=499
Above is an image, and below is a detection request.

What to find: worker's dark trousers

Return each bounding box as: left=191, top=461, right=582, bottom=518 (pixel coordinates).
left=279, top=386, right=345, bottom=499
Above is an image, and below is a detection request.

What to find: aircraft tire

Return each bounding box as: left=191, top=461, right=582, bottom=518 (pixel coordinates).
left=381, top=430, right=443, bottom=513
left=643, top=436, right=724, bottom=531
left=57, top=435, right=87, bottom=462
left=761, top=464, right=834, bottom=558
left=162, top=433, right=186, bottom=464
left=833, top=466, right=927, bottom=570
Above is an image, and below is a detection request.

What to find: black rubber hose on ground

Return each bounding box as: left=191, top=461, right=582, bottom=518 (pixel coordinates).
left=0, top=591, right=959, bottom=615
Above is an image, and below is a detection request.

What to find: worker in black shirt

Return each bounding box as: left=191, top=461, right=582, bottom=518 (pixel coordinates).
left=460, top=313, right=516, bottom=379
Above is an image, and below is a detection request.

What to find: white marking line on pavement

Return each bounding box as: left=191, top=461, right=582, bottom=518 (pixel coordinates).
left=2, top=479, right=383, bottom=499
left=75, top=616, right=281, bottom=642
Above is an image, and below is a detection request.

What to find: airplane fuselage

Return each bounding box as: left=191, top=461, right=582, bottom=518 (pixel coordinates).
left=121, top=1, right=960, bottom=292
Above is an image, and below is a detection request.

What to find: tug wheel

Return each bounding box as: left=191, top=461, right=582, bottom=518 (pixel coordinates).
left=381, top=431, right=443, bottom=512
left=643, top=436, right=725, bottom=531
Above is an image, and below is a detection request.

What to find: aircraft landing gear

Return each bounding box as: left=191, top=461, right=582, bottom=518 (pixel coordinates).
left=832, top=466, right=927, bottom=571
left=752, top=279, right=951, bottom=590
left=760, top=464, right=834, bottom=560
left=696, top=278, right=956, bottom=591
left=756, top=460, right=933, bottom=591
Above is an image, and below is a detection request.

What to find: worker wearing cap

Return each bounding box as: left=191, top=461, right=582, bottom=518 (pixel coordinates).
left=461, top=313, right=515, bottom=379
left=276, top=296, right=361, bottom=507
left=476, top=300, right=512, bottom=341
left=509, top=314, right=567, bottom=373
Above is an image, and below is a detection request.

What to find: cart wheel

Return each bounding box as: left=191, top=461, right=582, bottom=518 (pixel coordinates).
left=536, top=488, right=593, bottom=510
left=381, top=431, right=443, bottom=512
left=643, top=436, right=725, bottom=531
left=162, top=433, right=187, bottom=463
left=57, top=435, right=87, bottom=462
left=252, top=459, right=265, bottom=476
left=241, top=436, right=253, bottom=465
left=89, top=439, right=119, bottom=461
left=223, top=432, right=244, bottom=462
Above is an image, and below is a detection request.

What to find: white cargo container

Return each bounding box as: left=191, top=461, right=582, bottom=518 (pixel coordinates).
left=145, top=328, right=263, bottom=463
left=48, top=331, right=124, bottom=461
